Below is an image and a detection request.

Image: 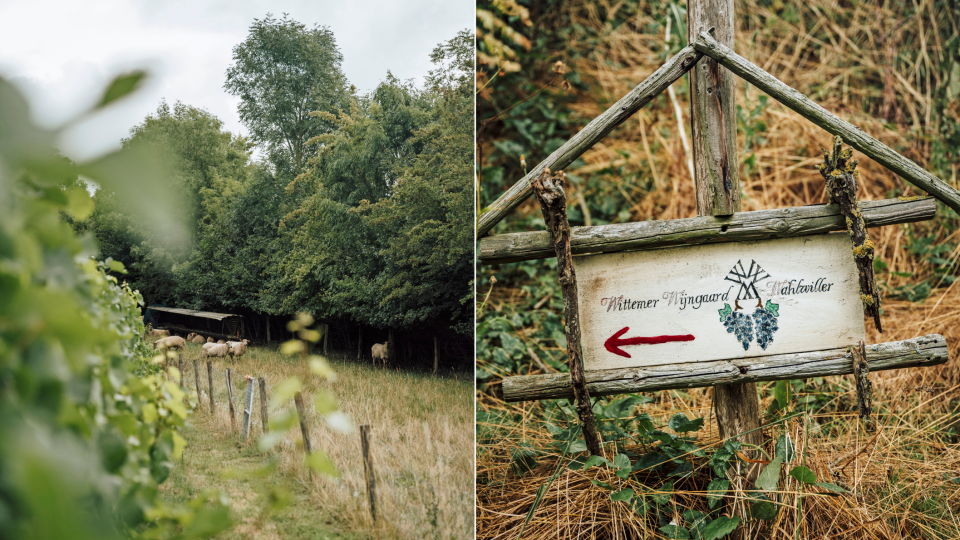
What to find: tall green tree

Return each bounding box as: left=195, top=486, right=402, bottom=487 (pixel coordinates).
left=224, top=14, right=349, bottom=177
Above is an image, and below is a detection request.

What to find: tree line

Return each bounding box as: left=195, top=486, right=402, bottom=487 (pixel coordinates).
left=75, top=16, right=473, bottom=341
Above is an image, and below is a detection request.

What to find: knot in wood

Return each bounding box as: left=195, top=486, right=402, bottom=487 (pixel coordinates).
left=772, top=220, right=790, bottom=232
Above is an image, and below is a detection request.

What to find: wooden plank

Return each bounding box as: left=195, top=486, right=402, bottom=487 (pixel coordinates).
left=692, top=31, right=960, bottom=216
left=360, top=425, right=377, bottom=524
left=574, top=234, right=865, bottom=371
left=478, top=197, right=935, bottom=265
left=476, top=45, right=703, bottom=238
left=502, top=334, right=947, bottom=401
left=689, top=0, right=740, bottom=215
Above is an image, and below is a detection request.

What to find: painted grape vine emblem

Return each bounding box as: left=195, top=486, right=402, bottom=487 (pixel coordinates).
left=718, top=260, right=780, bottom=351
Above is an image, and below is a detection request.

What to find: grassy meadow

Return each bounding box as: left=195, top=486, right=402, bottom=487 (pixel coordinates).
left=158, top=340, right=474, bottom=540
left=477, top=0, right=960, bottom=537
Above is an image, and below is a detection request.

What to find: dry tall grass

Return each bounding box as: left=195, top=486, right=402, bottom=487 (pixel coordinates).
left=165, top=342, right=473, bottom=539
left=478, top=0, right=960, bottom=537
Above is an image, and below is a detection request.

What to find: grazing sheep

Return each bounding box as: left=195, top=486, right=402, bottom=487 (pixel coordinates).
left=206, top=337, right=214, bottom=343
left=371, top=342, right=389, bottom=368
left=148, top=328, right=170, bottom=338
left=186, top=332, right=196, bottom=341
left=217, top=339, right=226, bottom=344
left=201, top=342, right=229, bottom=359
left=227, top=340, right=248, bottom=360
left=190, top=334, right=205, bottom=344
left=153, top=336, right=186, bottom=350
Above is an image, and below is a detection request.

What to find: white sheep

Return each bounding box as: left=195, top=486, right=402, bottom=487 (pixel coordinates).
left=201, top=342, right=229, bottom=359
left=148, top=328, right=170, bottom=338
left=227, top=340, right=249, bottom=360
left=154, top=336, right=186, bottom=350
left=371, top=342, right=389, bottom=368
left=190, top=334, right=205, bottom=344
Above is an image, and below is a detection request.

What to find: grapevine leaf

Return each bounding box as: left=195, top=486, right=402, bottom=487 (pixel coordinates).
left=764, top=299, right=779, bottom=317
left=718, top=303, right=732, bottom=322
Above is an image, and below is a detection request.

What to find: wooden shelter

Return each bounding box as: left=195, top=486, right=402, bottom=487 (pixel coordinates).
left=146, top=306, right=246, bottom=341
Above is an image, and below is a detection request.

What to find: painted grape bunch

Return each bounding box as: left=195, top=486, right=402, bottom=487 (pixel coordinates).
left=718, top=300, right=780, bottom=351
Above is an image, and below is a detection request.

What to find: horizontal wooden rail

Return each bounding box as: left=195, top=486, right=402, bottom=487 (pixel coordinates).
left=501, top=334, right=947, bottom=402
left=693, top=31, right=960, bottom=216
left=479, top=197, right=935, bottom=265
left=477, top=45, right=703, bottom=238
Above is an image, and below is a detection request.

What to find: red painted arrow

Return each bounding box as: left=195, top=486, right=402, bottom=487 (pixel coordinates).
left=604, top=327, right=695, bottom=358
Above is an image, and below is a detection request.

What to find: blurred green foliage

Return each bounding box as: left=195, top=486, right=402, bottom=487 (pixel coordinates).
left=0, top=77, right=230, bottom=539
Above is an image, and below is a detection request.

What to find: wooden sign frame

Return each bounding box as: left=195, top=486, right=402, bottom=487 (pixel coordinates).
left=478, top=31, right=951, bottom=404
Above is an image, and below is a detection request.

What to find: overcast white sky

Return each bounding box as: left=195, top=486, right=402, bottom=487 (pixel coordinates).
left=0, top=0, right=472, bottom=161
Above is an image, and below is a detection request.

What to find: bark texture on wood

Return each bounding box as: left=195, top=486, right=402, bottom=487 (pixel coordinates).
left=531, top=169, right=602, bottom=456
left=360, top=425, right=378, bottom=523
left=852, top=339, right=875, bottom=431
left=693, top=31, right=960, bottom=216
left=226, top=368, right=236, bottom=433
left=689, top=0, right=740, bottom=215
left=207, top=361, right=215, bottom=413
left=502, top=334, right=946, bottom=401
left=478, top=197, right=934, bottom=264
left=258, top=377, right=269, bottom=435
left=241, top=377, right=255, bottom=440
left=477, top=46, right=703, bottom=237
left=819, top=137, right=882, bottom=332
left=193, top=358, right=201, bottom=404
left=294, top=392, right=312, bottom=453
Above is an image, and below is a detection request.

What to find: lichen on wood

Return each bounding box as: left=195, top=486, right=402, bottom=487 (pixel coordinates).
left=530, top=168, right=602, bottom=456
left=818, top=136, right=882, bottom=332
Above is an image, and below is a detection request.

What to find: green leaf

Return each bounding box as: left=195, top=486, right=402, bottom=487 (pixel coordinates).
left=814, top=482, right=848, bottom=494
left=755, top=457, right=782, bottom=492
left=718, top=303, right=732, bottom=322
left=306, top=450, right=338, bottom=477
left=591, top=479, right=614, bottom=490
left=97, top=71, right=147, bottom=108
left=659, top=525, right=691, bottom=539
left=764, top=299, right=779, bottom=317
left=510, top=446, right=539, bottom=477
left=610, top=488, right=634, bottom=502
left=651, top=481, right=673, bottom=505
left=774, top=380, right=790, bottom=411
left=702, top=516, right=740, bottom=539
left=750, top=500, right=778, bottom=520
left=314, top=390, right=338, bottom=415
left=668, top=413, right=705, bottom=433
left=775, top=433, right=795, bottom=463
left=707, top=478, right=729, bottom=509
left=789, top=466, right=816, bottom=484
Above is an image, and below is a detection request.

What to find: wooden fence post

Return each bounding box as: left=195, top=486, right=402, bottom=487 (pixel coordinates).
left=360, top=425, right=377, bottom=524
left=226, top=367, right=236, bottom=433
left=294, top=392, right=312, bottom=453
left=433, top=336, right=438, bottom=373
left=193, top=358, right=201, bottom=404
left=206, top=361, right=215, bottom=413
left=258, top=377, right=269, bottom=434
left=241, top=376, right=255, bottom=440
left=178, top=355, right=184, bottom=387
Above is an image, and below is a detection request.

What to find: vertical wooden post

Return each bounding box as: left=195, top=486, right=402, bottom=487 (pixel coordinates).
left=258, top=377, right=269, bottom=434
left=323, top=323, right=329, bottom=355
left=360, top=425, right=377, bottom=524
left=206, top=361, right=215, bottom=413
left=226, top=368, right=237, bottom=433
left=178, top=355, right=184, bottom=387
left=433, top=336, right=439, bottom=373
left=193, top=358, right=201, bottom=404
left=241, top=376, right=255, bottom=440
left=357, top=327, right=362, bottom=360
left=294, top=392, right=312, bottom=453
left=689, top=0, right=740, bottom=215
left=531, top=170, right=602, bottom=456
left=689, top=0, right=762, bottom=527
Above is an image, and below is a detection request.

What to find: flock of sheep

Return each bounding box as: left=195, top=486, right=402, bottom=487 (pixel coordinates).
left=147, top=328, right=248, bottom=360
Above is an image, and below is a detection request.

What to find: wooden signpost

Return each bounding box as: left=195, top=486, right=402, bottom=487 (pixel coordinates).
left=478, top=0, right=952, bottom=469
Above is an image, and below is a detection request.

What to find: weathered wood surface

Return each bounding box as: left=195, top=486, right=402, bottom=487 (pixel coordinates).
left=689, top=0, right=740, bottom=215
left=241, top=376, right=255, bottom=440
left=360, top=425, right=378, bottom=523
left=532, top=169, right=602, bottom=456
left=693, top=31, right=960, bottom=216
left=294, top=392, right=312, bottom=453
left=852, top=339, right=874, bottom=431
left=226, top=367, right=237, bottom=433
left=206, top=361, right=215, bottom=413
left=193, top=358, right=201, bottom=404
left=820, top=138, right=882, bottom=331
left=574, top=234, right=865, bottom=371
left=476, top=46, right=703, bottom=238
left=502, top=334, right=947, bottom=401
left=258, top=377, right=269, bottom=434
left=479, top=197, right=935, bottom=265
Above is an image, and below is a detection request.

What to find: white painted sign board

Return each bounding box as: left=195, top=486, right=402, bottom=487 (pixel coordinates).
left=573, top=234, right=866, bottom=371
